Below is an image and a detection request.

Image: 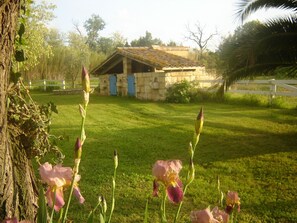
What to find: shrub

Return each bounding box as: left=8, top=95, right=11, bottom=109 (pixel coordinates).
left=165, top=80, right=220, bottom=103
left=166, top=80, right=193, bottom=103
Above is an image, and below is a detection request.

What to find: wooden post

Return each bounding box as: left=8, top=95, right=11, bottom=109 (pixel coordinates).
left=43, top=79, right=46, bottom=91
left=269, top=79, right=276, bottom=105
left=62, top=80, right=66, bottom=90
left=223, top=80, right=227, bottom=93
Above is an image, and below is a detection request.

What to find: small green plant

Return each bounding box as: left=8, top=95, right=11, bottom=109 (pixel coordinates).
left=45, top=81, right=61, bottom=92
left=166, top=80, right=193, bottom=103
left=166, top=80, right=220, bottom=103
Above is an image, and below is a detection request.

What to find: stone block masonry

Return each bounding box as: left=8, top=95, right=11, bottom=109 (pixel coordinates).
left=98, top=67, right=216, bottom=101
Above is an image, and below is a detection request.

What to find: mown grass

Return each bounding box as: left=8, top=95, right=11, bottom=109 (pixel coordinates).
left=32, top=92, right=297, bottom=223
left=223, top=93, right=297, bottom=109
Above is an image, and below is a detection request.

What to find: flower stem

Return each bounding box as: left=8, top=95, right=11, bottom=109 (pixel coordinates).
left=49, top=188, right=57, bottom=223
left=174, top=133, right=200, bottom=223
left=61, top=102, right=88, bottom=223
left=80, top=105, right=88, bottom=141
left=160, top=191, right=167, bottom=223
left=61, top=165, right=79, bottom=223
left=143, top=196, right=149, bottom=223
left=107, top=165, right=117, bottom=223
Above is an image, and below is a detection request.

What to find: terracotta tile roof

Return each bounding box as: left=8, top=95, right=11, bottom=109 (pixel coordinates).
left=117, top=47, right=198, bottom=69
left=92, top=47, right=199, bottom=75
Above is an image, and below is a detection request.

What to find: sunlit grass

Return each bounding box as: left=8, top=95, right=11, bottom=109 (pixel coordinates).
left=32, top=92, right=297, bottom=222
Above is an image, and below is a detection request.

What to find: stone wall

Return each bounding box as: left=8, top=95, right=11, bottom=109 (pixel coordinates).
left=135, top=72, right=166, bottom=101
left=98, top=75, right=109, bottom=96
left=98, top=67, right=217, bottom=100
left=116, top=73, right=128, bottom=96
left=165, top=68, right=216, bottom=88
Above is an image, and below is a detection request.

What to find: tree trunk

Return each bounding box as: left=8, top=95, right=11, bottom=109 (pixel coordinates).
left=0, top=1, right=38, bottom=221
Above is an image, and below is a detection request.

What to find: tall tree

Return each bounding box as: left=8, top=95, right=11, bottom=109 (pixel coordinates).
left=27, top=28, right=67, bottom=80
left=130, top=31, right=163, bottom=47
left=111, top=31, right=127, bottom=48
left=0, top=0, right=38, bottom=221
left=84, top=14, right=105, bottom=51
left=220, top=0, right=297, bottom=89
left=217, top=21, right=263, bottom=79
left=66, top=32, right=90, bottom=87
left=97, top=32, right=127, bottom=55
left=14, top=0, right=55, bottom=74
left=185, top=22, right=217, bottom=61
left=97, top=37, right=114, bottom=55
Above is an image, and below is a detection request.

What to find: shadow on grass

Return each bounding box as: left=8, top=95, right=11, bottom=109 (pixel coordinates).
left=242, top=199, right=297, bottom=223
left=198, top=121, right=297, bottom=163
left=38, top=94, right=297, bottom=222
left=52, top=118, right=297, bottom=176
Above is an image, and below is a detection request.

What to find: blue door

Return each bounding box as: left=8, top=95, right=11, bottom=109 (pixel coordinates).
left=109, top=74, right=117, bottom=96
left=127, top=74, right=135, bottom=96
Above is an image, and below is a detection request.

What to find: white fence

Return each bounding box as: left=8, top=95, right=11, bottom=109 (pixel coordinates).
left=26, top=78, right=99, bottom=91
left=26, top=78, right=297, bottom=100
left=200, top=79, right=297, bottom=98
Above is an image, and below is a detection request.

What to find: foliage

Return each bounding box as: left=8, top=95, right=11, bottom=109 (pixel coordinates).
left=111, top=32, right=127, bottom=47
left=97, top=37, right=115, bottom=55
left=65, top=32, right=91, bottom=87
left=84, top=14, right=106, bottom=51
left=217, top=21, right=263, bottom=79
left=236, top=0, right=297, bottom=21
left=97, top=32, right=127, bottom=55
left=166, top=80, right=194, bottom=103
left=130, top=31, right=163, bottom=47
left=7, top=80, right=61, bottom=162
left=22, top=12, right=120, bottom=81
left=166, top=80, right=218, bottom=103
left=13, top=0, right=55, bottom=73
left=217, top=0, right=297, bottom=90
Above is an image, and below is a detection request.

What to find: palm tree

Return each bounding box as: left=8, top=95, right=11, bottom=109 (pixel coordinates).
left=219, top=0, right=297, bottom=89
left=237, top=0, right=297, bottom=21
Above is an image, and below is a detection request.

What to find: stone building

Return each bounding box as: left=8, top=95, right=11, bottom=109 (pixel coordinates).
left=91, top=46, right=215, bottom=101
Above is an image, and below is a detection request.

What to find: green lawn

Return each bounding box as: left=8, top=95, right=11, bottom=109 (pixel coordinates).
left=32, top=92, right=297, bottom=223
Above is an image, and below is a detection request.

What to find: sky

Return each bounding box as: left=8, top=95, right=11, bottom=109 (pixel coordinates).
left=44, top=0, right=289, bottom=50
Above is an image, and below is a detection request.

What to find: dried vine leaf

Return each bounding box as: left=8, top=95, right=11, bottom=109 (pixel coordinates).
left=7, top=80, right=63, bottom=163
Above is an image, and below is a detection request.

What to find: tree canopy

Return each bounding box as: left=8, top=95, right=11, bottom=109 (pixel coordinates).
left=13, top=0, right=56, bottom=73
left=130, top=31, right=163, bottom=47
left=84, top=14, right=106, bottom=51
left=218, top=0, right=297, bottom=88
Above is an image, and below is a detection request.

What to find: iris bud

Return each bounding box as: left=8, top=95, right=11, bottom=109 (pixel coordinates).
left=114, top=149, right=118, bottom=169
left=82, top=66, right=91, bottom=93
left=195, top=107, right=204, bottom=135
left=74, top=138, right=82, bottom=159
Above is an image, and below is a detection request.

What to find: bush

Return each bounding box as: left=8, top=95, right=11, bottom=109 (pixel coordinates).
left=165, top=80, right=219, bottom=103
left=166, top=80, right=192, bottom=103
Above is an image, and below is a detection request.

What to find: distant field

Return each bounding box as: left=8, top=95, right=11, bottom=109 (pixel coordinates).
left=32, top=92, right=297, bottom=222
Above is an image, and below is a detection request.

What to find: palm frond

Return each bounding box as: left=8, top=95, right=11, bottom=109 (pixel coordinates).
left=221, top=18, right=297, bottom=87
left=236, top=0, right=297, bottom=22
left=226, top=63, right=297, bottom=87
